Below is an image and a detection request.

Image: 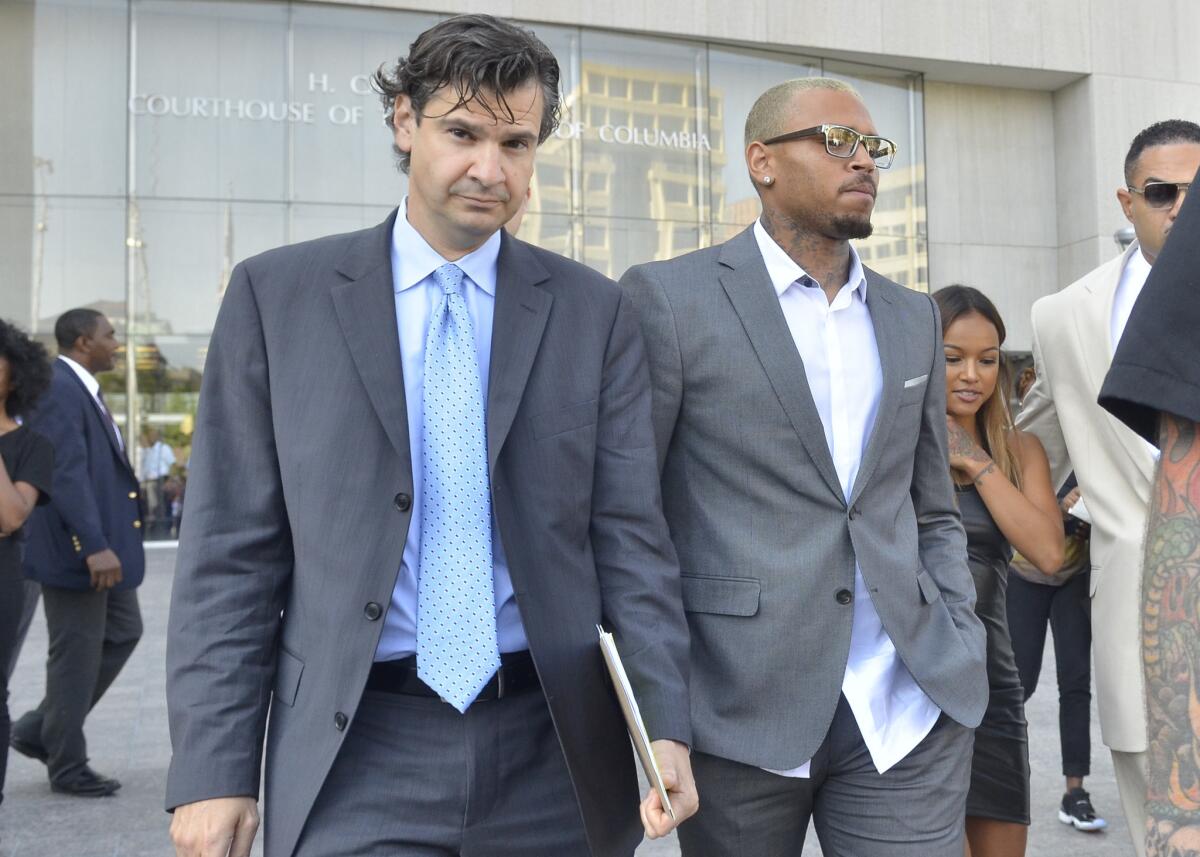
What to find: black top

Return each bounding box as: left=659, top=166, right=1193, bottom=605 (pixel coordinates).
left=956, top=483, right=1023, bottom=691
left=1100, top=165, right=1200, bottom=444
left=958, top=482, right=1014, bottom=569
left=0, top=425, right=54, bottom=573
left=955, top=485, right=1030, bottom=823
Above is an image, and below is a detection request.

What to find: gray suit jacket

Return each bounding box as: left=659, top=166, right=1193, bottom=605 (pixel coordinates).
left=165, top=211, right=690, bottom=857
left=620, top=227, right=987, bottom=771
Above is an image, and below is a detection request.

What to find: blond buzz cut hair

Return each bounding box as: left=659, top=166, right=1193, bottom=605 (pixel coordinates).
left=744, top=77, right=862, bottom=148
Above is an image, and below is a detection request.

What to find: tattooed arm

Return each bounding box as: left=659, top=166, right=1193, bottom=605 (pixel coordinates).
left=1144, top=412, right=1200, bottom=857
left=945, top=416, right=994, bottom=481
left=945, top=418, right=1064, bottom=573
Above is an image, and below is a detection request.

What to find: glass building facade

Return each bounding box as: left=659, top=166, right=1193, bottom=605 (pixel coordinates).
left=1, top=0, right=926, bottom=539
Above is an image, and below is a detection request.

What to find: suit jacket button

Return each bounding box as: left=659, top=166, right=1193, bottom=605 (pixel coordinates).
left=133, top=520, right=142, bottom=529
left=848, top=506, right=861, bottom=520
left=835, top=588, right=853, bottom=605
left=334, top=712, right=348, bottom=731
left=393, top=493, right=412, bottom=512
left=128, top=491, right=138, bottom=499
left=363, top=602, right=382, bottom=621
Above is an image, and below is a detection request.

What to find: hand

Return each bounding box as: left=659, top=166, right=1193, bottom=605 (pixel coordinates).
left=86, top=548, right=123, bottom=591
left=641, top=739, right=698, bottom=839
left=1060, top=487, right=1082, bottom=514
left=945, top=416, right=992, bottom=480
left=170, top=796, right=259, bottom=857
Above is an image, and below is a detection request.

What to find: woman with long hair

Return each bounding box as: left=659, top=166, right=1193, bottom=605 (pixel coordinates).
left=0, top=319, right=54, bottom=807
left=931, top=286, right=1064, bottom=857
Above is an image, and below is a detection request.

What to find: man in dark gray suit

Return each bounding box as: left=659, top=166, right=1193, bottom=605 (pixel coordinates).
left=622, top=78, right=988, bottom=855
left=165, top=15, right=695, bottom=857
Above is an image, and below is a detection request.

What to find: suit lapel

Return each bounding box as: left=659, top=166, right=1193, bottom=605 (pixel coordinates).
left=58, top=361, right=131, bottom=472
left=330, top=210, right=412, bottom=466
left=1074, top=252, right=1122, bottom=401
left=1073, top=245, right=1157, bottom=484
left=486, top=232, right=552, bottom=476
left=718, top=228, right=845, bottom=504
left=849, top=272, right=900, bottom=507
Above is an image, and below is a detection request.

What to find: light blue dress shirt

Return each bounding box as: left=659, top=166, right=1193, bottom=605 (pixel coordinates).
left=374, top=200, right=528, bottom=662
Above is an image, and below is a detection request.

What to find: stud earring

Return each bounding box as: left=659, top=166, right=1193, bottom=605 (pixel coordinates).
left=761, top=176, right=774, bottom=186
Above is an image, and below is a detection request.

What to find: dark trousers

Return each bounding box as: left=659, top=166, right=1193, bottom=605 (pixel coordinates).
left=292, top=686, right=595, bottom=857
left=679, top=696, right=974, bottom=857
left=1006, top=569, right=1091, bottom=778
left=12, top=585, right=142, bottom=784
left=7, top=580, right=40, bottom=677
left=0, top=563, right=25, bottom=802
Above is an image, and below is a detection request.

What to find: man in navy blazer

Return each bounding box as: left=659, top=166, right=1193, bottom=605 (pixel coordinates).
left=11, top=308, right=144, bottom=797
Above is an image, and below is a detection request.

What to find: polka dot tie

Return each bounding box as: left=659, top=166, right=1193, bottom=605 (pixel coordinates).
left=416, top=263, right=501, bottom=713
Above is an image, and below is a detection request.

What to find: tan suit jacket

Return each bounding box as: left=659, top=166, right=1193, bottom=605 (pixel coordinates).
left=1017, top=242, right=1155, bottom=753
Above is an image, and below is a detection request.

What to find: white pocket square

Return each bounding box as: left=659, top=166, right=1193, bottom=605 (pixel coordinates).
left=903, top=374, right=929, bottom=389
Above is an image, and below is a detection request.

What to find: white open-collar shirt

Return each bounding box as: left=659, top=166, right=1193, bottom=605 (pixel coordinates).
left=1112, top=245, right=1151, bottom=353
left=753, top=220, right=941, bottom=776
left=1112, top=245, right=1160, bottom=460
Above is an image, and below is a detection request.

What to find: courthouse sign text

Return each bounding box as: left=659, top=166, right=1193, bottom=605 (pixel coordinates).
left=129, top=72, right=711, bottom=151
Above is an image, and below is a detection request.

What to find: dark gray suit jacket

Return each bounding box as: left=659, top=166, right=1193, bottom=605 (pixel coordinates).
left=621, top=227, right=988, bottom=771
left=164, top=211, right=690, bottom=857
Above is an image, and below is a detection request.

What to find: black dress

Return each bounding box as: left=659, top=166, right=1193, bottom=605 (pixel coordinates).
left=958, top=482, right=1031, bottom=825
left=0, top=425, right=54, bottom=803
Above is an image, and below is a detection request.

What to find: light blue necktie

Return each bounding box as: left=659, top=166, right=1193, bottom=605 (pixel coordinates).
left=416, top=263, right=501, bottom=713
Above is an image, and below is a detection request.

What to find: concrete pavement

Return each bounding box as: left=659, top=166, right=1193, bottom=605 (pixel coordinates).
left=0, top=549, right=1134, bottom=856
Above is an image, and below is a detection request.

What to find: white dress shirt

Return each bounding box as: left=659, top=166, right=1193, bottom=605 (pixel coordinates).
left=1110, top=245, right=1161, bottom=460
left=58, top=354, right=123, bottom=452
left=374, top=199, right=528, bottom=662
left=1111, top=245, right=1152, bottom=353
left=753, top=220, right=942, bottom=776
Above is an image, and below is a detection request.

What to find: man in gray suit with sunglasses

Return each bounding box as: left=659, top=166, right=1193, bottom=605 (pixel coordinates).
left=622, top=77, right=987, bottom=856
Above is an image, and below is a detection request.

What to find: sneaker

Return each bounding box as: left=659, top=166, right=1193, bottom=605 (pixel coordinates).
left=1058, top=787, right=1108, bottom=831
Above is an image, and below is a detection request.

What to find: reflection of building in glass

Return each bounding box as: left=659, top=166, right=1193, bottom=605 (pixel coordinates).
left=36, top=301, right=170, bottom=340
left=3, top=0, right=932, bottom=544
left=524, top=61, right=728, bottom=278
left=722, top=197, right=761, bottom=231
left=856, top=163, right=927, bottom=291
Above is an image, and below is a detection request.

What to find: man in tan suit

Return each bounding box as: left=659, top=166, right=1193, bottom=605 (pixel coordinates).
left=1018, top=118, right=1200, bottom=856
